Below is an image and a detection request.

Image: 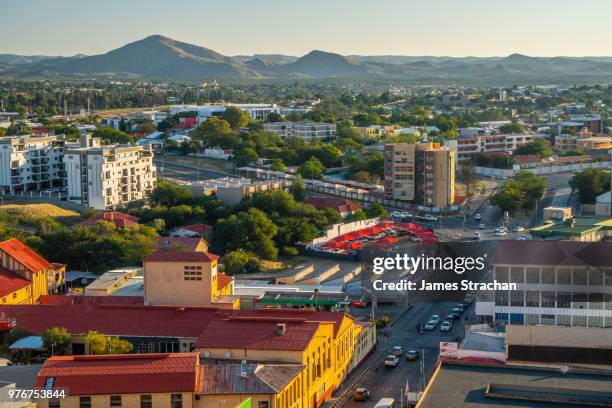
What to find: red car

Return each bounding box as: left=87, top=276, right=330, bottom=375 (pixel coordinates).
left=351, top=299, right=367, bottom=308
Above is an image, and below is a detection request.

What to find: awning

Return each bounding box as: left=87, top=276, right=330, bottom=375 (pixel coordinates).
left=9, top=335, right=44, bottom=350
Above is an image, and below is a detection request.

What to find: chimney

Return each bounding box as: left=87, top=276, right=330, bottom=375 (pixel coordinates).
left=276, top=323, right=286, bottom=336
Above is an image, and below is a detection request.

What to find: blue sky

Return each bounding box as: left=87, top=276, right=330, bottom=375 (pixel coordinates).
left=1, top=0, right=611, bottom=57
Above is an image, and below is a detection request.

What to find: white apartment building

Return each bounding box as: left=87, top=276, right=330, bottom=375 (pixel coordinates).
left=65, top=135, right=157, bottom=210
left=168, top=103, right=281, bottom=124
left=263, top=121, right=337, bottom=140
left=447, top=133, right=535, bottom=161
left=476, top=240, right=612, bottom=327
left=0, top=135, right=67, bottom=194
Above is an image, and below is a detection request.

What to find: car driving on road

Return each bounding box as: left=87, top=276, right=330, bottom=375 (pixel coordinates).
left=384, top=355, right=400, bottom=367
left=405, top=350, right=420, bottom=361
left=353, top=388, right=370, bottom=401
left=440, top=320, right=452, bottom=332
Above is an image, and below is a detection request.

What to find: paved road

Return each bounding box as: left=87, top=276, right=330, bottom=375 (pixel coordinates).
left=339, top=301, right=470, bottom=408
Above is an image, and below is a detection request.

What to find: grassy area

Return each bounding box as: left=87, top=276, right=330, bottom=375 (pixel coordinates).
left=0, top=203, right=80, bottom=219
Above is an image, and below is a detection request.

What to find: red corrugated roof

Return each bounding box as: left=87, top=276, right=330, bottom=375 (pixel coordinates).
left=196, top=319, right=320, bottom=351
left=217, top=272, right=232, bottom=290
left=0, top=238, right=50, bottom=273
left=174, top=223, right=212, bottom=234
left=39, top=295, right=144, bottom=306
left=35, top=353, right=199, bottom=395
left=144, top=250, right=218, bottom=262
left=81, top=211, right=141, bottom=228
left=0, top=266, right=31, bottom=298
left=0, top=304, right=220, bottom=337
left=304, top=197, right=361, bottom=213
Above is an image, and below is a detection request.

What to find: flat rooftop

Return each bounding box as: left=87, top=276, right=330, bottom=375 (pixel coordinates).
left=418, top=361, right=612, bottom=408
left=530, top=216, right=612, bottom=238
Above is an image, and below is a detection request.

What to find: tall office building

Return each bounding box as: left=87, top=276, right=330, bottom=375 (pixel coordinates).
left=65, top=135, right=157, bottom=210
left=384, top=142, right=455, bottom=208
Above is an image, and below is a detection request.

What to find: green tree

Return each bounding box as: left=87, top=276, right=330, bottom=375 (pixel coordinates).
left=149, top=181, right=194, bottom=207
left=43, top=327, right=71, bottom=355
left=569, top=169, right=611, bottom=204
left=223, top=249, right=259, bottom=274
left=214, top=208, right=279, bottom=260
left=84, top=331, right=108, bottom=355
left=514, top=140, right=553, bottom=158
left=346, top=209, right=367, bottom=221
left=265, top=112, right=284, bottom=123
left=221, top=107, right=250, bottom=129
left=490, top=186, right=523, bottom=213
left=365, top=203, right=388, bottom=219
left=135, top=121, right=157, bottom=134
left=269, top=159, right=286, bottom=172
left=298, top=157, right=325, bottom=179
left=190, top=118, right=236, bottom=148
left=107, top=336, right=134, bottom=354
left=291, top=178, right=306, bottom=202
left=235, top=147, right=258, bottom=166
left=93, top=127, right=134, bottom=144
left=498, top=121, right=524, bottom=134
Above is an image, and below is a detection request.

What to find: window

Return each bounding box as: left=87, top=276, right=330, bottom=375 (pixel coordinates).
left=510, top=267, right=524, bottom=283
left=526, top=267, right=540, bottom=284
left=556, top=314, right=571, bottom=326
left=541, top=267, right=555, bottom=284
left=495, top=266, right=509, bottom=282
left=140, top=395, right=152, bottom=408
left=541, top=291, right=556, bottom=307
left=557, top=268, right=572, bottom=285
left=572, top=292, right=588, bottom=309
left=557, top=292, right=571, bottom=308
left=49, top=400, right=60, bottom=408
left=588, top=293, right=604, bottom=310
left=495, top=291, right=508, bottom=306
left=572, top=315, right=587, bottom=327
left=79, top=397, right=91, bottom=408
left=573, top=268, right=587, bottom=285
left=171, top=394, right=182, bottom=408
left=258, top=402, right=269, bottom=408
left=540, top=314, right=555, bottom=325
left=525, top=291, right=540, bottom=307
left=110, top=396, right=122, bottom=407
left=184, top=265, right=203, bottom=281
left=510, top=290, right=524, bottom=307
left=589, top=268, right=604, bottom=286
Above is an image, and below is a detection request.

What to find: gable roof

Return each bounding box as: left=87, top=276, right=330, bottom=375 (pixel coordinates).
left=199, top=363, right=303, bottom=395
left=196, top=318, right=320, bottom=351
left=36, top=353, right=199, bottom=395
left=0, top=238, right=51, bottom=273
left=0, top=266, right=31, bottom=298
left=217, top=272, right=233, bottom=290
left=144, top=250, right=218, bottom=263
left=173, top=223, right=212, bottom=234
left=81, top=212, right=140, bottom=228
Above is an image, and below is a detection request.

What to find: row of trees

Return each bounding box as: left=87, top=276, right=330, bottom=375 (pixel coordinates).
left=490, top=171, right=547, bottom=213
left=43, top=327, right=133, bottom=355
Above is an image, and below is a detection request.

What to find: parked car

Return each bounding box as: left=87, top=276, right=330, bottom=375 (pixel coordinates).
left=440, top=320, right=452, bottom=332
left=391, top=346, right=403, bottom=356
left=446, top=313, right=457, bottom=321
left=405, top=350, right=420, bottom=361
left=353, top=388, right=370, bottom=401
left=512, top=226, right=525, bottom=232
left=351, top=299, right=367, bottom=308
left=430, top=314, right=441, bottom=324
left=473, top=232, right=481, bottom=240
left=474, top=213, right=482, bottom=220
left=456, top=303, right=466, bottom=312
left=495, top=230, right=507, bottom=236
left=478, top=223, right=486, bottom=229
left=450, top=308, right=462, bottom=318
left=391, top=211, right=402, bottom=218
left=423, top=214, right=438, bottom=222
left=384, top=355, right=400, bottom=367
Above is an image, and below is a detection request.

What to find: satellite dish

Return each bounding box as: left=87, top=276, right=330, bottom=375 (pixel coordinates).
left=560, top=366, right=569, bottom=374
left=203, top=351, right=210, bottom=357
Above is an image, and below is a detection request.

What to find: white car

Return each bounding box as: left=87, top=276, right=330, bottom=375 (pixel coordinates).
left=512, top=226, right=525, bottom=232
left=495, top=226, right=508, bottom=233
left=430, top=314, right=441, bottom=324
left=440, top=320, right=452, bottom=332
left=478, top=223, right=486, bottom=229
left=424, top=320, right=438, bottom=330
left=391, top=211, right=402, bottom=218
left=495, top=230, right=507, bottom=236
left=423, top=214, right=438, bottom=222
left=399, top=211, right=411, bottom=219
left=517, top=234, right=529, bottom=240
left=384, top=355, right=400, bottom=367
left=474, top=213, right=482, bottom=220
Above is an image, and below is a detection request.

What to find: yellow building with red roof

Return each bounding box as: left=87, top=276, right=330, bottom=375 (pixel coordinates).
left=0, top=238, right=55, bottom=304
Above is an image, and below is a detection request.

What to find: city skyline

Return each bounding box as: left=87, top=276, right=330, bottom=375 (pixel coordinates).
left=1, top=0, right=612, bottom=57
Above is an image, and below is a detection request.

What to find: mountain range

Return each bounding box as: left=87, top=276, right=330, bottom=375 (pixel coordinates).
left=2, top=35, right=612, bottom=83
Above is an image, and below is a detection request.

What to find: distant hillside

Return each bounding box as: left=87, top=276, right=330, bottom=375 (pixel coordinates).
left=3, top=35, right=612, bottom=83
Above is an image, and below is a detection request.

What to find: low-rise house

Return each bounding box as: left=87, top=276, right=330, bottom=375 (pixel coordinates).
left=170, top=223, right=213, bottom=241
left=80, top=211, right=141, bottom=228
left=304, top=197, right=362, bottom=218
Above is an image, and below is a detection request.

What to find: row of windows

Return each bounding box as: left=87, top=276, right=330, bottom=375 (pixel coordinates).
left=495, top=266, right=612, bottom=286
left=495, top=291, right=612, bottom=309
left=49, top=394, right=181, bottom=408
left=497, top=313, right=612, bottom=327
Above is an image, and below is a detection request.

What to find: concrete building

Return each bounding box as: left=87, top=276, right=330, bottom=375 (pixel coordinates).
left=201, top=178, right=291, bottom=207
left=530, top=216, right=612, bottom=242
left=357, top=125, right=397, bottom=138
left=65, top=135, right=157, bottom=210
left=263, top=122, right=337, bottom=140
left=84, top=267, right=141, bottom=296
left=0, top=135, right=67, bottom=194
left=143, top=249, right=236, bottom=309
left=447, top=133, right=534, bottom=161
left=169, top=103, right=281, bottom=124
left=476, top=240, right=612, bottom=327
left=384, top=142, right=455, bottom=208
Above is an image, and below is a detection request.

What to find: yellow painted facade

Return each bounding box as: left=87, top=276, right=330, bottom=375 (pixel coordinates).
left=197, top=315, right=357, bottom=408
left=37, top=392, right=194, bottom=408
left=0, top=282, right=33, bottom=305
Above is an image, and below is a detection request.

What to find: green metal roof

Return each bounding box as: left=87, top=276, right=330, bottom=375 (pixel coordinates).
left=530, top=216, right=612, bottom=238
